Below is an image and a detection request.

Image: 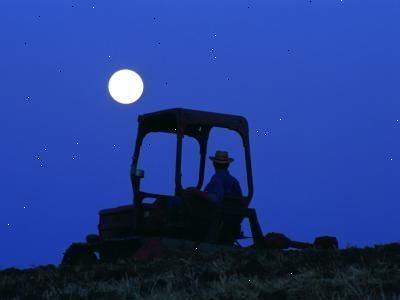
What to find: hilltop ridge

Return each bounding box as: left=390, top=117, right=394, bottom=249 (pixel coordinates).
left=1, top=243, right=399, bottom=299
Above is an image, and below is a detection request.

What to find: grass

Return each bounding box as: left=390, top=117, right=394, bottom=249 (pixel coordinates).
left=0, top=243, right=399, bottom=300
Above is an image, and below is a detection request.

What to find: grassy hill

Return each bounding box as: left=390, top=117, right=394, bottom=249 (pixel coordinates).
left=1, top=243, right=399, bottom=300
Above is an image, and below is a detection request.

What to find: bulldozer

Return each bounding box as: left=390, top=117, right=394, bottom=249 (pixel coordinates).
left=62, top=108, right=338, bottom=265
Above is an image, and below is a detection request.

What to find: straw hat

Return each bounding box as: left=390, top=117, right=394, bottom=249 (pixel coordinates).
left=209, top=150, right=234, bottom=164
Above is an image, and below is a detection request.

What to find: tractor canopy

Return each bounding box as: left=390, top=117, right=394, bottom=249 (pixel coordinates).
left=130, top=108, right=254, bottom=206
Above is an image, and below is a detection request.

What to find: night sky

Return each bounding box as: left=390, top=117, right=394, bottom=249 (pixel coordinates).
left=1, top=0, right=399, bottom=269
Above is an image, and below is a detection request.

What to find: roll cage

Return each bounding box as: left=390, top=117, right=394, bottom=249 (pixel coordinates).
left=130, top=108, right=254, bottom=207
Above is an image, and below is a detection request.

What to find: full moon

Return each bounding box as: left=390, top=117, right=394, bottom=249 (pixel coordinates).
left=108, top=69, right=144, bottom=104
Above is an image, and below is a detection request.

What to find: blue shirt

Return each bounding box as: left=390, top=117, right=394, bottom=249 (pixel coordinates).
left=166, top=170, right=243, bottom=208
left=204, top=170, right=243, bottom=204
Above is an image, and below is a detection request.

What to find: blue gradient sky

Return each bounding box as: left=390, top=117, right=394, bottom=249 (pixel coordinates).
left=1, top=0, right=399, bottom=268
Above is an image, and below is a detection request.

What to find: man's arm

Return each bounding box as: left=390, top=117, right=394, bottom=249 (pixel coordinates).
left=204, top=176, right=224, bottom=204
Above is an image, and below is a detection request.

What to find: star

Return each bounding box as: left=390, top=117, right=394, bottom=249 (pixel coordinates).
left=76, top=142, right=79, bottom=145
left=72, top=157, right=75, bottom=160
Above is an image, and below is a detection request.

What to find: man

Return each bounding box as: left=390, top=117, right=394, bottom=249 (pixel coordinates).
left=204, top=150, right=242, bottom=203
left=167, top=150, right=242, bottom=208
left=189, top=150, right=243, bottom=241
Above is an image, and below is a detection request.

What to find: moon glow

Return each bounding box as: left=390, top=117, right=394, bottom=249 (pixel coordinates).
left=108, top=69, right=144, bottom=104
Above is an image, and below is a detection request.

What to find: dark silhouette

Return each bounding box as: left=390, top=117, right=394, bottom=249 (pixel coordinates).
left=62, top=108, right=337, bottom=265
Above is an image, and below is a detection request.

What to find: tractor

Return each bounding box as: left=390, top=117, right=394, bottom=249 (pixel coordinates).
left=62, top=108, right=337, bottom=265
